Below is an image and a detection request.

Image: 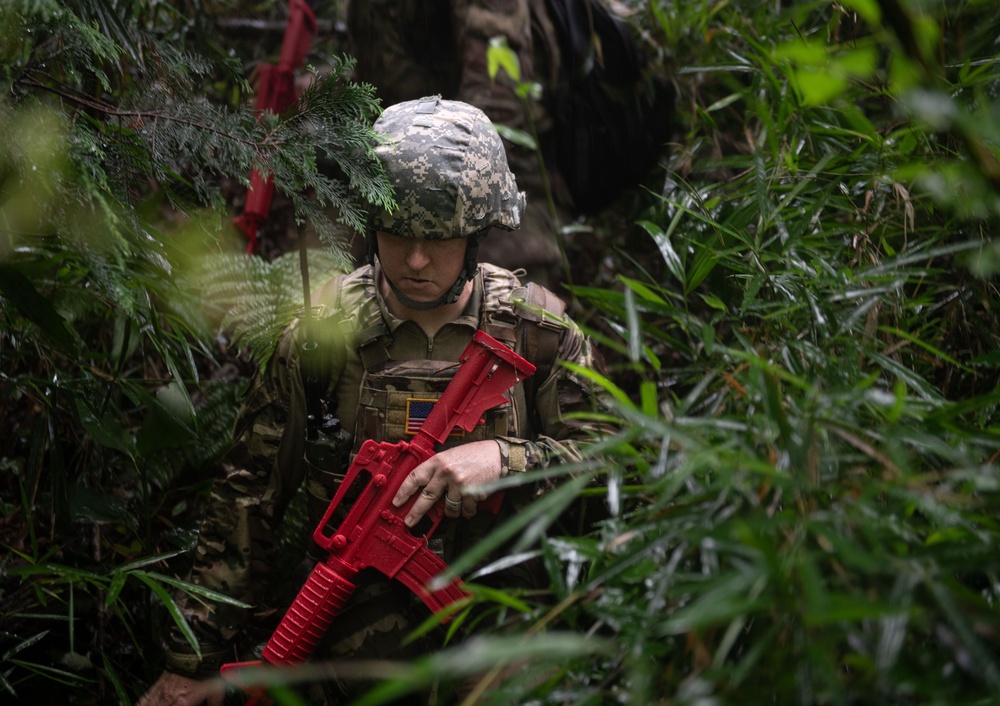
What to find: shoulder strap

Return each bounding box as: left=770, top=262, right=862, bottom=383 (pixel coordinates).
left=480, top=272, right=568, bottom=432
left=482, top=276, right=567, bottom=371
left=515, top=281, right=567, bottom=386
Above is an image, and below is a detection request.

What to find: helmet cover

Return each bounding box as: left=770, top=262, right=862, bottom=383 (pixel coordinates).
left=369, top=96, right=525, bottom=240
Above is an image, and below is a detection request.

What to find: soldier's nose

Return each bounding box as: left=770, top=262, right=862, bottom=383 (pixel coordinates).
left=405, top=243, right=431, bottom=270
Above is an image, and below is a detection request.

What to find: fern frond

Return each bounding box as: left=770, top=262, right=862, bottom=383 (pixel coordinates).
left=191, top=249, right=346, bottom=367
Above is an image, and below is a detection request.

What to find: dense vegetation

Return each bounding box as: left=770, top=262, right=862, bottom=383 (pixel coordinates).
left=2, top=0, right=999, bottom=704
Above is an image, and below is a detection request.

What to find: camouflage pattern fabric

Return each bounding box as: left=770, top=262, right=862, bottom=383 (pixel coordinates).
left=347, top=0, right=572, bottom=286
left=370, top=97, right=525, bottom=240
left=162, top=263, right=612, bottom=694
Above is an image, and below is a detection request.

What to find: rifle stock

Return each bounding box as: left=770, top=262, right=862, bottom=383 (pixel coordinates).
left=221, top=331, right=536, bottom=703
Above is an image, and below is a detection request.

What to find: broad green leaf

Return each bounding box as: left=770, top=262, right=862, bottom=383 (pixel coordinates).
left=493, top=123, right=536, bottom=150
left=795, top=68, right=849, bottom=105
left=487, top=36, right=521, bottom=82
left=0, top=264, right=79, bottom=350
left=104, top=572, right=127, bottom=607
left=698, top=293, right=726, bottom=311
left=618, top=274, right=669, bottom=305
left=73, top=396, right=136, bottom=459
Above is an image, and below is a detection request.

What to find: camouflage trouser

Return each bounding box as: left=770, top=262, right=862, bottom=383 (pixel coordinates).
left=346, top=0, right=571, bottom=286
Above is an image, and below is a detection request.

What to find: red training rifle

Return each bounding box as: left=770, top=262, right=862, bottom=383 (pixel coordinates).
left=221, top=330, right=536, bottom=703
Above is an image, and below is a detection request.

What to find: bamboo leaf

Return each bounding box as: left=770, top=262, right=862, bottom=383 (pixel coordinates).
left=131, top=572, right=202, bottom=659
left=132, top=571, right=252, bottom=608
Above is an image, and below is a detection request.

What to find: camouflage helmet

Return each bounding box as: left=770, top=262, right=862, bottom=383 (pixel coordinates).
left=369, top=96, right=525, bottom=239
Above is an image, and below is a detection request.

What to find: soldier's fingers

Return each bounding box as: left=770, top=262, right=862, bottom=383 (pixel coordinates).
left=392, top=476, right=420, bottom=506
left=392, top=464, right=434, bottom=507
left=404, top=492, right=438, bottom=527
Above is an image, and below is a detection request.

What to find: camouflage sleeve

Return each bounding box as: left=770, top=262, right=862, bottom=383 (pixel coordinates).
left=453, top=0, right=556, bottom=194
left=163, top=327, right=311, bottom=676
left=453, top=0, right=534, bottom=128
left=497, top=321, right=614, bottom=475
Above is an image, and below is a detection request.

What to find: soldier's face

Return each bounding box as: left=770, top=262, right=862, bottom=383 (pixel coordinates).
left=376, top=231, right=468, bottom=304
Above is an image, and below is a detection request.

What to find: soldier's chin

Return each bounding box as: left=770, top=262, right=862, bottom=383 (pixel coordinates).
left=392, top=287, right=449, bottom=311
left=399, top=281, right=440, bottom=299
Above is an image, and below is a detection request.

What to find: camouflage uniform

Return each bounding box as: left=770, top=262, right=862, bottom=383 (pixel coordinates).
left=347, top=0, right=572, bottom=287
left=162, top=99, right=609, bottom=701
left=162, top=263, right=606, bottom=693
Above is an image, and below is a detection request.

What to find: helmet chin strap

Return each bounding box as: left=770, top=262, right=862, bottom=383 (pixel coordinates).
left=376, top=234, right=482, bottom=311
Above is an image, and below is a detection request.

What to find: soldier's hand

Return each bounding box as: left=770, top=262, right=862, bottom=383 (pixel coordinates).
left=393, top=440, right=501, bottom=526
left=135, top=671, right=225, bottom=706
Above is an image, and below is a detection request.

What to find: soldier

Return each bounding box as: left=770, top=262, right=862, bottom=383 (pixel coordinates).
left=136, top=97, right=609, bottom=706
left=346, top=0, right=573, bottom=289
